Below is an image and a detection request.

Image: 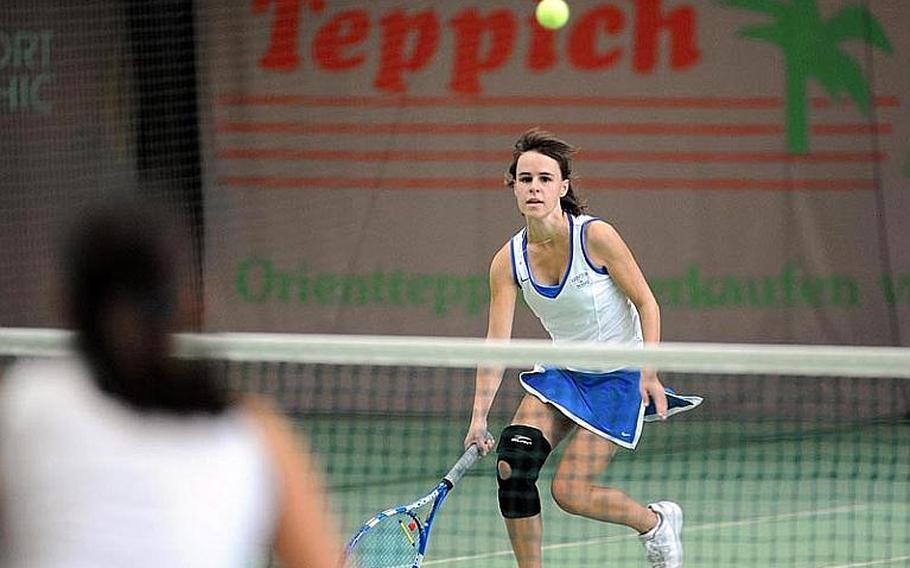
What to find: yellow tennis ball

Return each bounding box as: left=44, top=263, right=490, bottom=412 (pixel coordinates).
left=535, top=0, right=570, bottom=30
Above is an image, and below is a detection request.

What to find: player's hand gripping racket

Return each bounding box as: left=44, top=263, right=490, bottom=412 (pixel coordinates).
left=345, top=438, right=491, bottom=568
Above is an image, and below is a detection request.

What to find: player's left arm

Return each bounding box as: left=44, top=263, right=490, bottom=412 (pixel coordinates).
left=584, top=220, right=668, bottom=419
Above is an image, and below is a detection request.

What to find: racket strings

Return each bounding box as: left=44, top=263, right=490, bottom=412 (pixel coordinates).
left=349, top=511, right=424, bottom=568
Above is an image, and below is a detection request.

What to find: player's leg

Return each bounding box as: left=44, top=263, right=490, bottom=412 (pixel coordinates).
left=497, top=394, right=573, bottom=568
left=550, top=429, right=683, bottom=567
left=549, top=428, right=656, bottom=530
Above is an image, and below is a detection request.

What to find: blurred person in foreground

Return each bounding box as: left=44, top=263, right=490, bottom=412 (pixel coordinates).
left=0, top=200, right=342, bottom=567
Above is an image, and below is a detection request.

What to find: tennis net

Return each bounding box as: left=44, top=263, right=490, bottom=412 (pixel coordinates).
left=2, top=328, right=909, bottom=567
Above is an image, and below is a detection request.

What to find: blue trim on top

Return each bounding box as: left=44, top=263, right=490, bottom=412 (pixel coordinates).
left=523, top=213, right=574, bottom=299
left=580, top=218, right=609, bottom=275
left=509, top=234, right=520, bottom=286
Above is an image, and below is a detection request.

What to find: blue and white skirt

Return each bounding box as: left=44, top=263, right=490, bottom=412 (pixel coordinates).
left=519, top=366, right=644, bottom=449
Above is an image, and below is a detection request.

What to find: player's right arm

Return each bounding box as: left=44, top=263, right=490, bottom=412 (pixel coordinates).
left=243, top=396, right=343, bottom=568
left=465, top=243, right=518, bottom=455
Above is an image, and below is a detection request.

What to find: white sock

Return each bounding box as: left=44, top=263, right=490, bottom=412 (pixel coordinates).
left=640, top=510, right=663, bottom=539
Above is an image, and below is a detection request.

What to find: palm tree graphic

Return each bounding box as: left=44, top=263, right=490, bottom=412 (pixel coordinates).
left=718, top=0, right=892, bottom=154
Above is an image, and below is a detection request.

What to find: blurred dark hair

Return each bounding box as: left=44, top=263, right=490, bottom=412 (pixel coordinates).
left=505, top=127, right=587, bottom=216
left=65, top=199, right=229, bottom=415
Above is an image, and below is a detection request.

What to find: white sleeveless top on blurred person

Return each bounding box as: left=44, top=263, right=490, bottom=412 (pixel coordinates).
left=0, top=357, right=277, bottom=568
left=510, top=213, right=643, bottom=371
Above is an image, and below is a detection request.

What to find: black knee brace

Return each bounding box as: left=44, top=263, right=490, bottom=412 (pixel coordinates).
left=496, top=425, right=552, bottom=518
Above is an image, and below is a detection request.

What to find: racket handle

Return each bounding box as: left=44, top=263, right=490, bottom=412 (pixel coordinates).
left=443, top=444, right=481, bottom=487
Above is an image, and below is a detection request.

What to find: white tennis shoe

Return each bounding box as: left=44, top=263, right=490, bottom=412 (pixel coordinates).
left=639, top=501, right=683, bottom=568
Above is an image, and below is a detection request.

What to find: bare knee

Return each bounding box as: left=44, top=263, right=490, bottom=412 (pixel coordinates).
left=550, top=476, right=588, bottom=515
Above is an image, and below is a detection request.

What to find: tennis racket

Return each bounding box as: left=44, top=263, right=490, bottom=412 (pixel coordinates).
left=345, top=441, right=488, bottom=568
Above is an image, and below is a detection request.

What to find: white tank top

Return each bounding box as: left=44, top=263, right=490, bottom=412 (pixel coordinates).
left=510, top=214, right=643, bottom=370
left=0, top=358, right=277, bottom=568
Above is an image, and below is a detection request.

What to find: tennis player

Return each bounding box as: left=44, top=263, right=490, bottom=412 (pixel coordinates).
left=464, top=129, right=685, bottom=567
left=0, top=201, right=341, bottom=567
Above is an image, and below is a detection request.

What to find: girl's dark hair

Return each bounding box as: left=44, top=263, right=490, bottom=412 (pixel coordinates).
left=65, top=200, right=230, bottom=415
left=505, top=127, right=587, bottom=216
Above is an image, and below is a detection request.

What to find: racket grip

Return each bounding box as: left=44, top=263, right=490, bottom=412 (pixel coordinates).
left=443, top=444, right=481, bottom=486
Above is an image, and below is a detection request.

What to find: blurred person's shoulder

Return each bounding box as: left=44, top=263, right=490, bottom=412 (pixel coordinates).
left=1, top=356, right=94, bottom=422
left=3, top=355, right=91, bottom=389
